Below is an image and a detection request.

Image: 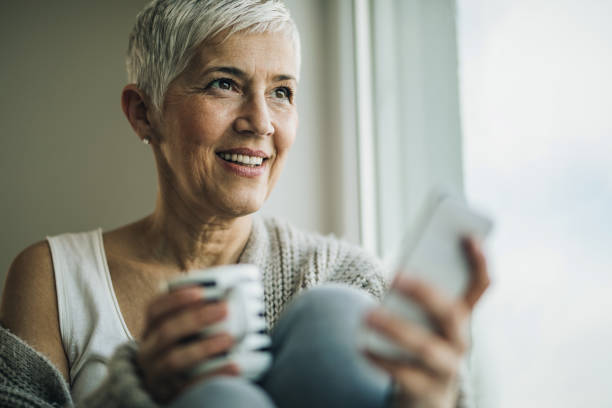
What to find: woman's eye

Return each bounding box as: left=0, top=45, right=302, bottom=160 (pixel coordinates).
left=273, top=87, right=292, bottom=100
left=207, top=78, right=235, bottom=91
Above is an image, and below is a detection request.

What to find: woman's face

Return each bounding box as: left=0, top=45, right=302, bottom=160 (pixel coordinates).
left=153, top=30, right=298, bottom=218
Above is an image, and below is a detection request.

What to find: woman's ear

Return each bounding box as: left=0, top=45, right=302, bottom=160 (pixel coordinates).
left=121, top=84, right=157, bottom=144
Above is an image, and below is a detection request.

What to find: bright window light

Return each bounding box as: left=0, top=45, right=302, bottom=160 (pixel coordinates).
left=458, top=1, right=612, bottom=406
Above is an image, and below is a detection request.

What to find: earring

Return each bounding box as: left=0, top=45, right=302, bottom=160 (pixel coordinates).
left=142, top=137, right=151, bottom=145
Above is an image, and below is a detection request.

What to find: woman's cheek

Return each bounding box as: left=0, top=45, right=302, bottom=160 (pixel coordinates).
left=188, top=99, right=234, bottom=142
left=276, top=114, right=298, bottom=150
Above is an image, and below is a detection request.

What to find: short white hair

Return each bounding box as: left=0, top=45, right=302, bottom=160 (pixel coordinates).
left=127, top=0, right=300, bottom=112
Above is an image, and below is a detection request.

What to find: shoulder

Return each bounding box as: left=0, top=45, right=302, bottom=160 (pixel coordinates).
left=1, top=240, right=56, bottom=336
left=1, top=240, right=55, bottom=316
left=0, top=240, right=69, bottom=381
left=260, top=216, right=389, bottom=299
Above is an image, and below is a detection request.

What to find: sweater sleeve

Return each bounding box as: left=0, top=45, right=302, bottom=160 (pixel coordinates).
left=0, top=325, right=72, bottom=408
left=0, top=325, right=159, bottom=408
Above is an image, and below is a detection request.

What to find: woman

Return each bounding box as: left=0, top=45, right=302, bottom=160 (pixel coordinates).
left=0, top=1, right=488, bottom=407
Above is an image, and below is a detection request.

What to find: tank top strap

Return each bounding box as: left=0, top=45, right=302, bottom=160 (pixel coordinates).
left=47, top=228, right=132, bottom=397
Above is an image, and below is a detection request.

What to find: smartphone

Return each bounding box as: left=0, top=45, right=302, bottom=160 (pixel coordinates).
left=361, top=191, right=493, bottom=360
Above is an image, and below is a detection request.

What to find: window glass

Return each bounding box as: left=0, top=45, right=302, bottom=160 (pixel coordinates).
left=457, top=1, right=612, bottom=406
left=371, top=0, right=464, bottom=260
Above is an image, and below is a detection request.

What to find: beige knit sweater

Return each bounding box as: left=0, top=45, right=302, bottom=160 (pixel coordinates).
left=239, top=216, right=389, bottom=328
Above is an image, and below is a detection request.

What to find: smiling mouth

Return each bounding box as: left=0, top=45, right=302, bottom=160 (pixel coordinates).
left=216, top=152, right=266, bottom=167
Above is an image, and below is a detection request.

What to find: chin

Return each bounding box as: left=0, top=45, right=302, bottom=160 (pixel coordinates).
left=216, top=191, right=266, bottom=217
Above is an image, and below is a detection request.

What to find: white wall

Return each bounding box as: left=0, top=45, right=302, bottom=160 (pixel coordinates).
left=0, top=1, right=347, bottom=294
left=0, top=1, right=152, bottom=294
left=262, top=0, right=338, bottom=235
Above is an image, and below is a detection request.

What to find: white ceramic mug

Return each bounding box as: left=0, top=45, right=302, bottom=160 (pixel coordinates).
left=166, top=264, right=272, bottom=380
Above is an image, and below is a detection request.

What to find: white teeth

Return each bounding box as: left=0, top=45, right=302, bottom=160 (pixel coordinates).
left=219, top=152, right=264, bottom=166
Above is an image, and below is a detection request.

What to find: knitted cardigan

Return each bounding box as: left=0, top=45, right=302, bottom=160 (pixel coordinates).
left=0, top=216, right=471, bottom=407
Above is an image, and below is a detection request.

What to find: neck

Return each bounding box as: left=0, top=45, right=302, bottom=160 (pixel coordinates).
left=140, top=193, right=253, bottom=272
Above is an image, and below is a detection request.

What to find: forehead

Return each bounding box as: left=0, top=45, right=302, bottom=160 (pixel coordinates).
left=190, top=31, right=298, bottom=81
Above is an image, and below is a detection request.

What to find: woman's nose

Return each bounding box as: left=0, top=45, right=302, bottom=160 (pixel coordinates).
left=234, top=94, right=274, bottom=137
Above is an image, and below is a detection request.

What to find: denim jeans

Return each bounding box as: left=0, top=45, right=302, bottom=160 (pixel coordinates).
left=169, top=284, right=392, bottom=408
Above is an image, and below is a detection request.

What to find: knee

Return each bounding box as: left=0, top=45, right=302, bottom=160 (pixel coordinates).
left=287, top=284, right=377, bottom=323
left=270, top=284, right=377, bottom=344
left=168, top=376, right=274, bottom=408
left=263, top=286, right=391, bottom=408
left=290, top=283, right=376, bottom=315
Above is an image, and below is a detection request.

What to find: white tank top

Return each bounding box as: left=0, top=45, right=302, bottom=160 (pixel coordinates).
left=47, top=229, right=133, bottom=403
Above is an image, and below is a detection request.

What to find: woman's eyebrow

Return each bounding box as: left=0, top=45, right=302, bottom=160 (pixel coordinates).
left=201, top=66, right=246, bottom=79
left=273, top=74, right=296, bottom=83
left=200, top=66, right=296, bottom=83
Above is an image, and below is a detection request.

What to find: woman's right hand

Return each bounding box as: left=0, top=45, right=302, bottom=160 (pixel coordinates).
left=138, top=286, right=239, bottom=404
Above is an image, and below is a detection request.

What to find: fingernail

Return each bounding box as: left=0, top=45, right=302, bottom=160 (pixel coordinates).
left=392, top=273, right=402, bottom=285
left=228, top=363, right=241, bottom=375
left=217, top=333, right=234, bottom=347
left=366, top=309, right=386, bottom=325
left=463, top=236, right=480, bottom=249
left=394, top=275, right=416, bottom=291
left=213, top=303, right=228, bottom=318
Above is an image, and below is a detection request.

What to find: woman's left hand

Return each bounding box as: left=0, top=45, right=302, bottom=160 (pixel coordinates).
left=364, top=238, right=489, bottom=408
